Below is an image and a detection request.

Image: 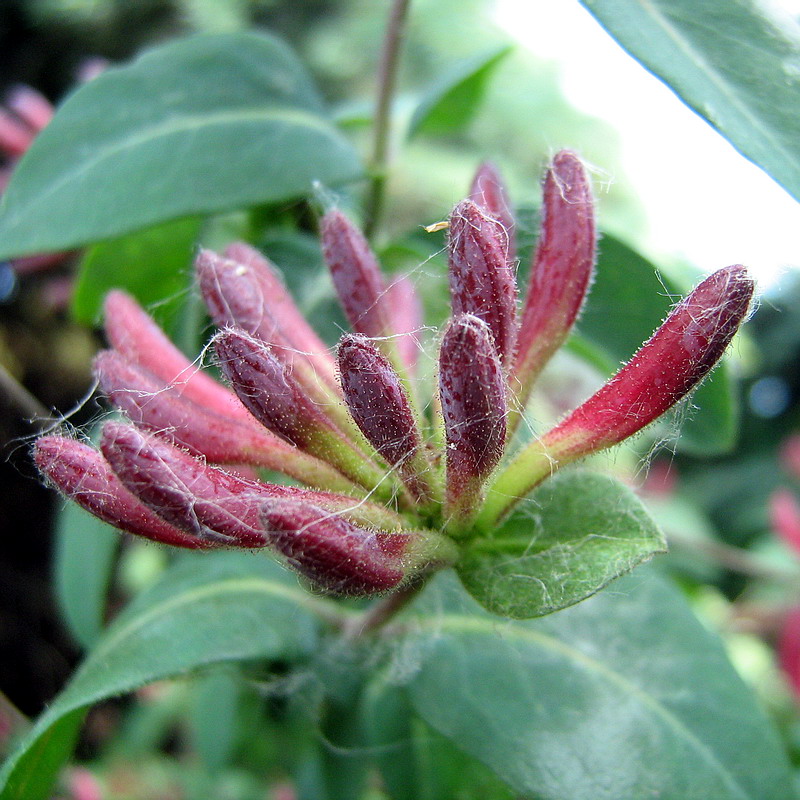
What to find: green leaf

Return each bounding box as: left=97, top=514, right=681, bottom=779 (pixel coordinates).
left=71, top=216, right=202, bottom=328
left=0, top=32, right=362, bottom=258
left=579, top=0, right=800, bottom=203
left=408, top=45, right=513, bottom=139
left=54, top=503, right=120, bottom=649
left=578, top=233, right=737, bottom=454
left=458, top=471, right=666, bottom=618
left=403, top=570, right=794, bottom=800
left=188, top=667, right=242, bottom=774
left=0, top=552, right=330, bottom=800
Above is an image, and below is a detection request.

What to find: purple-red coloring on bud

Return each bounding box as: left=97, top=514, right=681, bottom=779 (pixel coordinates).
left=34, top=435, right=211, bottom=549
left=262, top=498, right=408, bottom=595
left=448, top=200, right=518, bottom=367
left=439, top=314, right=507, bottom=525
left=469, top=161, right=516, bottom=266
left=514, top=150, right=596, bottom=404
left=383, top=274, right=423, bottom=374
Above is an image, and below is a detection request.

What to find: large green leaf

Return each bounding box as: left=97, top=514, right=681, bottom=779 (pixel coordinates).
left=0, top=552, right=330, bottom=800
left=579, top=0, right=800, bottom=203
left=403, top=570, right=794, bottom=800
left=0, top=32, right=362, bottom=258
left=408, top=45, right=513, bottom=139
left=578, top=233, right=737, bottom=454
left=53, top=503, right=120, bottom=649
left=458, top=471, right=666, bottom=618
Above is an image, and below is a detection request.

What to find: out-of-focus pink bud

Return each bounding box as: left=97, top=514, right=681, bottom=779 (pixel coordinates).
left=469, top=161, right=516, bottom=265
left=215, top=329, right=398, bottom=500
left=448, top=200, right=517, bottom=367
left=780, top=434, right=800, bottom=481
left=100, top=421, right=271, bottom=546
left=0, top=108, right=35, bottom=158
left=321, top=209, right=393, bottom=339
left=779, top=607, right=800, bottom=699
left=338, top=334, right=434, bottom=503
left=770, top=488, right=800, bottom=555
left=439, top=314, right=507, bottom=526
left=103, top=291, right=250, bottom=422
left=197, top=245, right=338, bottom=389
left=94, top=350, right=359, bottom=494
left=514, top=150, right=596, bottom=402
left=383, top=274, right=422, bottom=374
left=5, top=86, right=53, bottom=133
left=34, top=435, right=210, bottom=549
left=481, top=265, right=754, bottom=526
left=261, top=498, right=409, bottom=595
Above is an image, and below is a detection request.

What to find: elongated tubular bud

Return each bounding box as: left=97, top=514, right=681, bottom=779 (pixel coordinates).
left=321, top=209, right=395, bottom=339
left=0, top=108, right=35, bottom=157
left=771, top=488, right=800, bottom=554
left=448, top=200, right=518, bottom=367
left=261, top=498, right=408, bottom=595
left=383, top=274, right=423, bottom=374
left=103, top=291, right=250, bottom=422
left=94, top=350, right=361, bottom=494
left=197, top=245, right=339, bottom=390
left=215, top=329, right=403, bottom=503
left=513, top=151, right=596, bottom=405
left=481, top=265, right=754, bottom=528
left=6, top=85, right=53, bottom=132
left=34, top=436, right=212, bottom=549
left=439, top=314, right=507, bottom=528
left=338, top=335, right=436, bottom=503
left=469, top=161, right=516, bottom=265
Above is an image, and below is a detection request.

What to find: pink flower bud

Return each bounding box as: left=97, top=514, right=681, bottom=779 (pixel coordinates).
left=514, top=150, right=596, bottom=401
left=439, top=314, right=507, bottom=525
left=321, top=209, right=393, bottom=339
left=543, top=265, right=753, bottom=459
left=94, top=349, right=358, bottom=494
left=197, top=245, right=337, bottom=388
left=103, top=291, right=249, bottom=422
left=779, top=607, right=800, bottom=699
left=100, top=421, right=273, bottom=546
left=770, top=488, right=800, bottom=555
left=0, top=108, right=35, bottom=158
left=338, top=334, right=434, bottom=502
left=448, top=200, right=517, bottom=367
left=383, top=274, right=423, bottom=374
left=469, top=161, right=516, bottom=265
left=5, top=85, right=53, bottom=133
left=261, top=498, right=408, bottom=595
left=34, top=436, right=210, bottom=549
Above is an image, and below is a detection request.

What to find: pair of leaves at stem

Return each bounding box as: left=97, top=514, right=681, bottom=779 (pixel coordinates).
left=1, top=551, right=792, bottom=799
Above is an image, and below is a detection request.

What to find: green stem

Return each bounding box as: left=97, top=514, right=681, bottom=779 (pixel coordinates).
left=0, top=361, right=52, bottom=430
left=363, top=0, right=412, bottom=239
left=345, top=579, right=426, bottom=639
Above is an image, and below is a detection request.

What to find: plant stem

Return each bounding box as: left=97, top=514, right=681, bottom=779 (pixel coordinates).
left=345, top=579, right=425, bottom=639
left=0, top=361, right=52, bottom=430
left=363, top=0, right=412, bottom=240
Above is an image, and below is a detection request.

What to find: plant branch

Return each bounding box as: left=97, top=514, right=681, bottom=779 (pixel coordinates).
left=363, top=0, right=412, bottom=239
left=345, top=579, right=425, bottom=639
left=0, top=361, right=52, bottom=430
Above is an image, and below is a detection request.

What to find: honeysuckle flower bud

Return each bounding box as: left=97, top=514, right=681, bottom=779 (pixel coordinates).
left=771, top=488, right=800, bottom=554
left=94, top=350, right=359, bottom=494
left=34, top=435, right=211, bottom=549
left=104, top=290, right=250, bottom=421
left=480, top=265, right=754, bottom=527
left=5, top=85, right=53, bottom=133
left=215, top=329, right=403, bottom=504
left=448, top=199, right=517, bottom=367
left=779, top=607, right=800, bottom=699
left=513, top=150, right=596, bottom=407
left=469, top=161, right=516, bottom=265
left=321, top=209, right=394, bottom=340
left=383, top=274, right=423, bottom=374
left=261, top=498, right=409, bottom=595
left=338, top=334, right=436, bottom=504
left=196, top=245, right=338, bottom=389
left=439, top=314, right=507, bottom=528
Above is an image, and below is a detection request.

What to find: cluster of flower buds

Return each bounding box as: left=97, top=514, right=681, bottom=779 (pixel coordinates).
left=36, top=150, right=754, bottom=596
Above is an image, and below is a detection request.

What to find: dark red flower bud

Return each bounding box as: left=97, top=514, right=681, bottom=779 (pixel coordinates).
left=448, top=200, right=518, bottom=366
left=514, top=150, right=596, bottom=404
left=439, top=314, right=507, bottom=526
left=469, top=161, right=516, bottom=265
left=197, top=245, right=337, bottom=388
left=34, top=435, right=211, bottom=549
left=383, top=274, right=423, bottom=374
left=261, top=498, right=409, bottom=595
left=103, top=290, right=249, bottom=421
left=94, top=350, right=358, bottom=494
